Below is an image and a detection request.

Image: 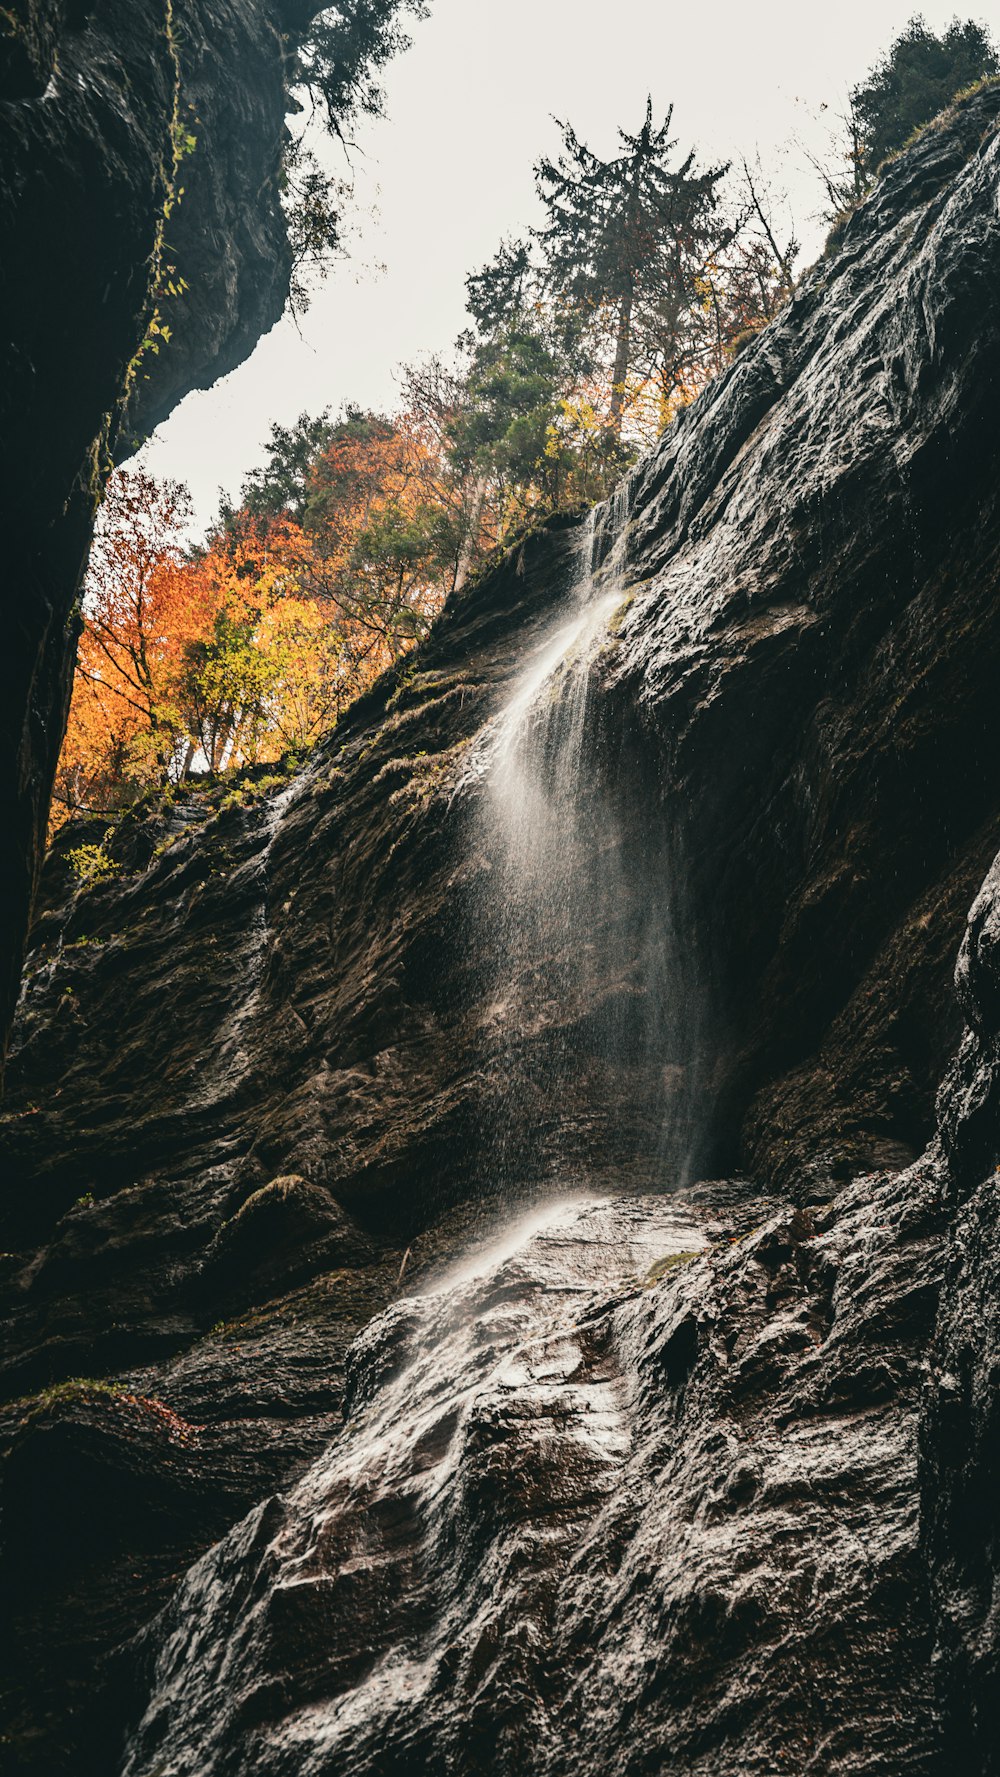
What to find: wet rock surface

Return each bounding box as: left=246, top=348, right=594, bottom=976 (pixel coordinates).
left=3, top=83, right=1000, bottom=1776
left=919, top=853, right=1000, bottom=1770
left=608, top=81, right=1000, bottom=1190
left=120, top=1185, right=942, bottom=1776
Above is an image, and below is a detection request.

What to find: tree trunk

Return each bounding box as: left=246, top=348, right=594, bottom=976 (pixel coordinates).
left=609, top=283, right=633, bottom=437
left=454, top=475, right=488, bottom=593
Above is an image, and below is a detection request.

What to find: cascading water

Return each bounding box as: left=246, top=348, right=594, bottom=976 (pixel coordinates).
left=466, top=481, right=701, bottom=1208
left=120, top=1193, right=711, bottom=1777
left=117, top=486, right=710, bottom=1776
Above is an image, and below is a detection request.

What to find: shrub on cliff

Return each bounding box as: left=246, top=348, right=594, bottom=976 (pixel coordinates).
left=815, top=14, right=999, bottom=216
left=854, top=14, right=998, bottom=175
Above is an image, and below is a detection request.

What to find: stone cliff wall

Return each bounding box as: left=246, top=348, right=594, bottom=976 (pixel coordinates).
left=608, top=84, right=1000, bottom=1191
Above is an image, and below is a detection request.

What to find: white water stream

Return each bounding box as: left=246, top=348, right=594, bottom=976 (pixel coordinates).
left=464, top=481, right=699, bottom=1204
left=121, top=1192, right=708, bottom=1777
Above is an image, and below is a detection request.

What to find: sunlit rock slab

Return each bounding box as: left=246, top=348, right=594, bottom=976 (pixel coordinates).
left=121, top=1180, right=939, bottom=1776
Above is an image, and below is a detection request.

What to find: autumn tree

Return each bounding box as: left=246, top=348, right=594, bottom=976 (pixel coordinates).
left=266, top=408, right=450, bottom=653
left=255, top=592, right=369, bottom=749
left=171, top=530, right=284, bottom=772
left=53, top=443, right=446, bottom=833
left=55, top=470, right=203, bottom=822
left=181, top=475, right=439, bottom=770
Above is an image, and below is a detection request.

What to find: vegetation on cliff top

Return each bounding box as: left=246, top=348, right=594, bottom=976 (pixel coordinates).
left=810, top=13, right=997, bottom=216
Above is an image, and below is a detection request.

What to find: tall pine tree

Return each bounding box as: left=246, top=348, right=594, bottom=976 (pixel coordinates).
left=533, top=100, right=730, bottom=434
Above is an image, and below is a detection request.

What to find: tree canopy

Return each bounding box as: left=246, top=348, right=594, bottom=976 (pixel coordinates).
left=296, top=0, right=429, bottom=139
left=55, top=81, right=808, bottom=833
left=80, top=27, right=994, bottom=832
left=853, top=14, right=997, bottom=176
left=54, top=426, right=450, bottom=826
left=280, top=1, right=430, bottom=311
left=533, top=100, right=732, bottom=432
left=814, top=14, right=998, bottom=215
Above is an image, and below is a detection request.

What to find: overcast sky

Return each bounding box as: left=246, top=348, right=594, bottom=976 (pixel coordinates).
left=142, top=0, right=987, bottom=531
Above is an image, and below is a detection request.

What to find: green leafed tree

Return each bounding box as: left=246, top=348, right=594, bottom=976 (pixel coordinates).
left=295, top=0, right=430, bottom=140
left=465, top=239, right=537, bottom=337
left=179, top=610, right=276, bottom=773
left=815, top=15, right=999, bottom=217
left=279, top=1, right=430, bottom=312
left=532, top=99, right=731, bottom=434
left=239, top=412, right=336, bottom=523
left=853, top=14, right=997, bottom=177
left=446, top=325, right=567, bottom=506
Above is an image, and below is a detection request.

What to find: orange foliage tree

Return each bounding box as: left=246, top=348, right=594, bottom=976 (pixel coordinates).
left=53, top=418, right=452, bottom=832
left=54, top=470, right=205, bottom=823
left=248, top=408, right=458, bottom=638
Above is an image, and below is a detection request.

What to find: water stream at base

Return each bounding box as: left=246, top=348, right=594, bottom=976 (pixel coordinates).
left=120, top=1193, right=710, bottom=1777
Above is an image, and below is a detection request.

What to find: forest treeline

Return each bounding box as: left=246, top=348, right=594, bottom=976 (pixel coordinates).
left=53, top=13, right=998, bottom=836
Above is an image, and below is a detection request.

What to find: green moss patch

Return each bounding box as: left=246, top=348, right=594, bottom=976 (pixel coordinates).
left=643, top=1250, right=702, bottom=1287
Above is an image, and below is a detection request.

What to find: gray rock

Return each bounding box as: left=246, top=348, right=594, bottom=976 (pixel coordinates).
left=0, top=0, right=318, bottom=1047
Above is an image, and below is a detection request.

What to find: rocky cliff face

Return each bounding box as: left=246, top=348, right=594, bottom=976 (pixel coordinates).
left=0, top=0, right=323, bottom=1052
left=3, top=80, right=1000, bottom=1777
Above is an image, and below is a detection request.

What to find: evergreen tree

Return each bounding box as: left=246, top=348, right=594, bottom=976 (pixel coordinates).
left=446, top=324, right=568, bottom=509
left=853, top=15, right=997, bottom=177
left=240, top=412, right=335, bottom=522
left=532, top=99, right=730, bottom=433
left=465, top=239, right=536, bottom=337
left=295, top=0, right=429, bottom=139
left=280, top=2, right=430, bottom=313
left=444, top=308, right=619, bottom=533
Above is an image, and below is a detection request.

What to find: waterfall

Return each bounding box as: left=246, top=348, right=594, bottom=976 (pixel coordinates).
left=466, top=482, right=700, bottom=1207
left=118, top=485, right=709, bottom=1776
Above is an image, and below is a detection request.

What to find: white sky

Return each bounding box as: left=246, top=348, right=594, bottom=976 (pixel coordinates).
left=142, top=0, right=991, bottom=532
